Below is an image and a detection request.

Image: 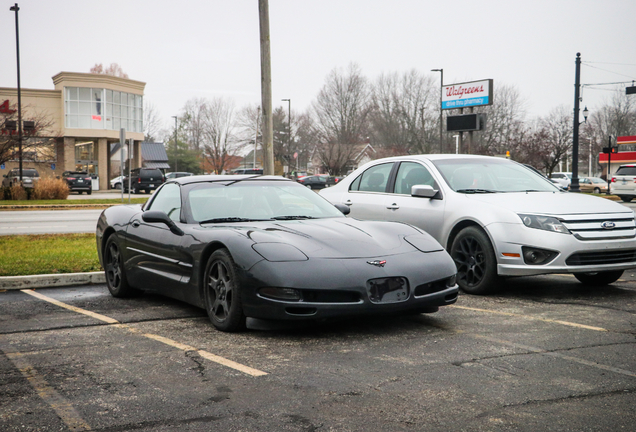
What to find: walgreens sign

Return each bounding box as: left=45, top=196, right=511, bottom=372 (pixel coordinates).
left=442, top=79, right=493, bottom=110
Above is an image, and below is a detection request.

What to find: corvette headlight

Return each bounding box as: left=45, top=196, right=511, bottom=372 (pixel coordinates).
left=518, top=214, right=570, bottom=234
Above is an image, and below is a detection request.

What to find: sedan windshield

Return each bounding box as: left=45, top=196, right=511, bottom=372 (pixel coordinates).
left=432, top=158, right=560, bottom=193
left=186, top=181, right=345, bottom=223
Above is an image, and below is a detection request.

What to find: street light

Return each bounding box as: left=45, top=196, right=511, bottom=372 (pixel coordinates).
left=10, top=3, right=23, bottom=184
left=570, top=53, right=588, bottom=193
left=281, top=98, right=291, bottom=171
left=431, top=68, right=443, bottom=153
left=172, top=115, right=178, bottom=172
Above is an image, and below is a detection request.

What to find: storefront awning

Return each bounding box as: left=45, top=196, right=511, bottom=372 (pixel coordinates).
left=144, top=161, right=171, bottom=169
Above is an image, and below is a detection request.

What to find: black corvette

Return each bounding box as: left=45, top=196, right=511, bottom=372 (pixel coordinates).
left=96, top=175, right=458, bottom=332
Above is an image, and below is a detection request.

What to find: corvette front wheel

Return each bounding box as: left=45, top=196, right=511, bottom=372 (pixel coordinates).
left=203, top=249, right=246, bottom=332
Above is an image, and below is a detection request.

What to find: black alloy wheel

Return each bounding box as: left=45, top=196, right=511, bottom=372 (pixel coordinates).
left=574, top=270, right=624, bottom=286
left=450, top=226, right=500, bottom=295
left=104, top=235, right=137, bottom=297
left=203, top=249, right=245, bottom=332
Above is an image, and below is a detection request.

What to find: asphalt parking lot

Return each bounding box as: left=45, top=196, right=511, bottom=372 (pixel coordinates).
left=1, top=273, right=635, bottom=432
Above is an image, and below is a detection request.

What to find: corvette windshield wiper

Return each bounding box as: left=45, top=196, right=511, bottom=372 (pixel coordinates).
left=455, top=189, right=497, bottom=194
left=199, top=217, right=271, bottom=224
left=272, top=215, right=317, bottom=220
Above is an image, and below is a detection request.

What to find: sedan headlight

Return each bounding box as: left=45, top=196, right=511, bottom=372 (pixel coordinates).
left=518, top=214, right=570, bottom=234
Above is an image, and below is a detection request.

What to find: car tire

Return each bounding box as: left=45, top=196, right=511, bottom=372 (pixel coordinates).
left=593, top=187, right=601, bottom=194
left=574, top=270, right=623, bottom=286
left=114, top=183, right=121, bottom=190
left=87, top=189, right=92, bottom=195
left=620, top=196, right=633, bottom=203
left=450, top=226, right=500, bottom=295
left=203, top=248, right=246, bottom=332
left=104, top=235, right=138, bottom=298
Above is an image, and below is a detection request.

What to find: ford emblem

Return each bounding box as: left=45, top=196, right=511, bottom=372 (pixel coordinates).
left=367, top=260, right=387, bottom=267
left=601, top=221, right=616, bottom=230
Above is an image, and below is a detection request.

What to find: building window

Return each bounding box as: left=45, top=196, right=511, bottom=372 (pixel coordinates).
left=65, top=87, right=143, bottom=133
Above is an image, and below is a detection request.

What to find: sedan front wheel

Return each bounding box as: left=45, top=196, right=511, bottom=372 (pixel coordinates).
left=203, top=249, right=246, bottom=332
left=450, top=226, right=500, bottom=295
left=574, top=270, right=623, bottom=286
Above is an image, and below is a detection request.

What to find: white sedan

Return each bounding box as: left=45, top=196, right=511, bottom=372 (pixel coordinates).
left=320, top=154, right=636, bottom=294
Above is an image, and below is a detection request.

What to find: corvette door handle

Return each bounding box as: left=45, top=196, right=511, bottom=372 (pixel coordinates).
left=131, top=220, right=140, bottom=228
left=344, top=200, right=353, bottom=206
left=386, top=203, right=400, bottom=210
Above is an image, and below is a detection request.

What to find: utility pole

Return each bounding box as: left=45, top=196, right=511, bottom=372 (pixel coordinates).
left=258, top=0, right=274, bottom=175
left=10, top=3, right=23, bottom=184
left=571, top=53, right=582, bottom=193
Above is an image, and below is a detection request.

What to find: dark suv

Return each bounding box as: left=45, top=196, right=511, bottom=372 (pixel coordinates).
left=60, top=171, right=93, bottom=194
left=123, top=168, right=165, bottom=194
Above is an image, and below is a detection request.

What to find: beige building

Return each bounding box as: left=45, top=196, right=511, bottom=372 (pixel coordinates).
left=0, top=72, right=145, bottom=190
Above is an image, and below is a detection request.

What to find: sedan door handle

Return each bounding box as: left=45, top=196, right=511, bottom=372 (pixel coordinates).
left=131, top=220, right=140, bottom=228
left=386, top=203, right=400, bottom=210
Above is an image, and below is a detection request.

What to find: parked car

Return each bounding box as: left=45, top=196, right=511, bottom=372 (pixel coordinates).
left=610, top=164, right=636, bottom=202
left=549, top=172, right=572, bottom=189
left=320, top=155, right=636, bottom=294
left=165, top=172, right=194, bottom=179
left=2, top=168, right=40, bottom=189
left=60, top=171, right=92, bottom=194
left=123, top=168, right=165, bottom=194
left=96, top=175, right=458, bottom=332
left=298, top=174, right=337, bottom=190
left=579, top=176, right=608, bottom=194
left=110, top=175, right=124, bottom=190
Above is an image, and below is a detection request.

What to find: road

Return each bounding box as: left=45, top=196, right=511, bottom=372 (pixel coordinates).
left=0, top=209, right=104, bottom=235
left=1, top=274, right=634, bottom=431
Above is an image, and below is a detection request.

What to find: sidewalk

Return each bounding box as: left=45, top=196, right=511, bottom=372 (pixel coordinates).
left=0, top=272, right=106, bottom=290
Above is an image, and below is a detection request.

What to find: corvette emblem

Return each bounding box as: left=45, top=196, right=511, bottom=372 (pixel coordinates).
left=600, top=221, right=616, bottom=230
left=367, top=260, right=387, bottom=267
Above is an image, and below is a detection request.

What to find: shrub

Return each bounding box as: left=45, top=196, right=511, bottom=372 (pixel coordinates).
left=32, top=177, right=70, bottom=200
left=4, top=184, right=27, bottom=200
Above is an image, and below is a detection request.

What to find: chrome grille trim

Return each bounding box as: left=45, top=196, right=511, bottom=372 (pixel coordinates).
left=559, top=213, right=636, bottom=240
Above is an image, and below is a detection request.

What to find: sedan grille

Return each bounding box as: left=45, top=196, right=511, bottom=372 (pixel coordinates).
left=560, top=213, right=636, bottom=240
left=565, top=249, right=636, bottom=266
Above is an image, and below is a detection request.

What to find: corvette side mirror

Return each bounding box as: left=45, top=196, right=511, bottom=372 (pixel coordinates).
left=142, top=210, right=184, bottom=236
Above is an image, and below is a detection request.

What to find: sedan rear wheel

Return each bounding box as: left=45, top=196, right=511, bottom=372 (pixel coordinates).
left=450, top=226, right=500, bottom=295
left=593, top=187, right=601, bottom=194
left=574, top=270, right=623, bottom=286
left=104, top=235, right=137, bottom=297
left=620, top=196, right=633, bottom=203
left=203, top=249, right=245, bottom=332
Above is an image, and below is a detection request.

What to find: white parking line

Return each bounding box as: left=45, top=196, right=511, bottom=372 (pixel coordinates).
left=20, top=289, right=268, bottom=377
left=450, top=305, right=608, bottom=332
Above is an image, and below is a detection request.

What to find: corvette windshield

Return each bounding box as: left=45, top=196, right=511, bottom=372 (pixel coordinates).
left=186, top=181, right=345, bottom=223
left=432, top=158, right=560, bottom=193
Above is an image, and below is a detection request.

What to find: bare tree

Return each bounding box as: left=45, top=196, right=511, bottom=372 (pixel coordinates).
left=0, top=102, right=60, bottom=167
left=312, top=63, right=371, bottom=175
left=472, top=84, right=527, bottom=155
left=200, top=97, right=238, bottom=174
left=535, top=105, right=573, bottom=176
left=89, top=63, right=129, bottom=79
left=370, top=70, right=437, bottom=155
left=182, top=98, right=207, bottom=150
left=143, top=102, right=163, bottom=142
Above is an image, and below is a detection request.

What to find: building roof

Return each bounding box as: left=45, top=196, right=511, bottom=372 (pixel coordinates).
left=141, top=142, right=168, bottom=162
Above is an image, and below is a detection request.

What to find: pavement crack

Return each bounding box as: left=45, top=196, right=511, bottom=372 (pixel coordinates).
left=185, top=349, right=207, bottom=380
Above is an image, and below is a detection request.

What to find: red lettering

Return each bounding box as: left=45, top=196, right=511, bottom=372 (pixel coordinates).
left=0, top=100, right=16, bottom=114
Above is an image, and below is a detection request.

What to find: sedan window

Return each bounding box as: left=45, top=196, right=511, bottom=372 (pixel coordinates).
left=147, top=183, right=181, bottom=221
left=350, top=163, right=393, bottom=193
left=394, top=162, right=436, bottom=194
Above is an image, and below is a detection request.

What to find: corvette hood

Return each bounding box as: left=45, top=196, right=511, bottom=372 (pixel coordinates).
left=462, top=191, right=633, bottom=216
left=213, top=218, right=443, bottom=259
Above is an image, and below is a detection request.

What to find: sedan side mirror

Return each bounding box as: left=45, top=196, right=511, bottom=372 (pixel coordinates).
left=334, top=203, right=350, bottom=215
left=411, top=185, right=440, bottom=199
left=142, top=210, right=184, bottom=236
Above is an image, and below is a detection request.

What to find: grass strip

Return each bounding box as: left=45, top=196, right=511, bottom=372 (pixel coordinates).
left=0, top=233, right=102, bottom=277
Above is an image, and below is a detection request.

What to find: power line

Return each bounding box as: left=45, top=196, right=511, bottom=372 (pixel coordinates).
left=582, top=63, right=636, bottom=80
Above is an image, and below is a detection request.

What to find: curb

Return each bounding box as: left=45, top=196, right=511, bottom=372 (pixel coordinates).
left=0, top=272, right=105, bottom=290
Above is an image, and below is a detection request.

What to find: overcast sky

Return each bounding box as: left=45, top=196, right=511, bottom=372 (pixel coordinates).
left=2, top=0, right=635, bottom=133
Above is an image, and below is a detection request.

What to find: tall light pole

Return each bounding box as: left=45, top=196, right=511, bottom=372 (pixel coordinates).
left=10, top=3, right=23, bottom=184
left=570, top=53, right=588, bottom=193
left=254, top=106, right=260, bottom=169
left=172, top=115, right=178, bottom=172
left=282, top=98, right=291, bottom=170
left=431, top=68, right=443, bottom=154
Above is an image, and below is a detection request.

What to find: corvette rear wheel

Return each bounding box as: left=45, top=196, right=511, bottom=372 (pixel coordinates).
left=104, top=235, right=137, bottom=297
left=450, top=226, right=500, bottom=295
left=574, top=270, right=623, bottom=286
left=203, top=249, right=245, bottom=332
